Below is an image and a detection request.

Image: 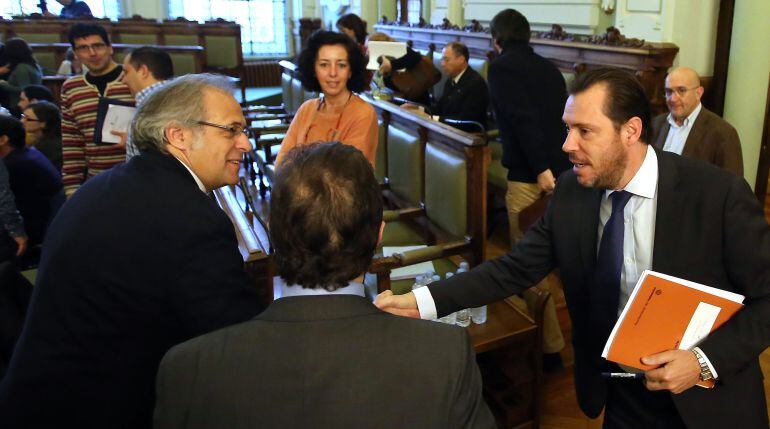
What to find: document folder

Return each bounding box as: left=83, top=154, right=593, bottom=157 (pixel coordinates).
left=602, top=270, right=744, bottom=388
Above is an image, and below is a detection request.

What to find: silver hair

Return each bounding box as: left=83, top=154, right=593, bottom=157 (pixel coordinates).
left=131, top=73, right=235, bottom=153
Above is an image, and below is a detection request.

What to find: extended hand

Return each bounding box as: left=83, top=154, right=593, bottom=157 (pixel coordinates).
left=13, top=235, right=28, bottom=257
left=374, top=290, right=420, bottom=318
left=537, top=169, right=556, bottom=194
left=379, top=57, right=392, bottom=75
left=642, top=349, right=702, bottom=394
left=110, top=130, right=128, bottom=149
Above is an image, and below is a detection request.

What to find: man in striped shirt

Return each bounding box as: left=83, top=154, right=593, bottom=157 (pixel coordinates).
left=60, top=23, right=133, bottom=197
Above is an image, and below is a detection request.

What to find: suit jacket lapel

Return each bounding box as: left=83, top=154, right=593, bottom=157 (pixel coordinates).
left=651, top=148, right=682, bottom=272
left=682, top=109, right=708, bottom=157
left=579, top=187, right=603, bottom=275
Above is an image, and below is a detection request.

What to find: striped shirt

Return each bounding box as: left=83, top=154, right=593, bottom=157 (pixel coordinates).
left=60, top=72, right=133, bottom=197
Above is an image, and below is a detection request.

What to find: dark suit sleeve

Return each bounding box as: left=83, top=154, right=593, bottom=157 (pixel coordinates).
left=429, top=179, right=559, bottom=316
left=488, top=62, right=550, bottom=175
left=450, top=331, right=496, bottom=429
left=390, top=47, right=422, bottom=71
left=154, top=345, right=195, bottom=429
left=711, top=124, right=743, bottom=176
left=439, top=77, right=489, bottom=127
left=699, top=176, right=770, bottom=377
left=170, top=214, right=263, bottom=338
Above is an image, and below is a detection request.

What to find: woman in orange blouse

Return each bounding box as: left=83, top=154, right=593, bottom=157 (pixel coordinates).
left=277, top=31, right=378, bottom=166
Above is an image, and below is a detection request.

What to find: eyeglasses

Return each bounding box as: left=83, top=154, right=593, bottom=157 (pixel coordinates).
left=193, top=120, right=252, bottom=139
left=664, top=86, right=699, bottom=98
left=20, top=114, right=41, bottom=122
left=73, top=43, right=108, bottom=53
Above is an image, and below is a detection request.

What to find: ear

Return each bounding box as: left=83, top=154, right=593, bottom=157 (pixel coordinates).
left=0, top=135, right=8, bottom=147
left=138, top=64, right=151, bottom=79
left=164, top=123, right=192, bottom=152
left=623, top=116, right=643, bottom=145
left=695, top=86, right=705, bottom=100
left=378, top=220, right=385, bottom=244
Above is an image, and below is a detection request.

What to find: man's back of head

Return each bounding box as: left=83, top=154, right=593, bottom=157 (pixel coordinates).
left=490, top=9, right=531, bottom=50
left=271, top=142, right=382, bottom=290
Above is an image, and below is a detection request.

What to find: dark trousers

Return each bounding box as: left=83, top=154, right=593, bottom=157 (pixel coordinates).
left=603, top=376, right=687, bottom=429
left=0, top=261, right=32, bottom=379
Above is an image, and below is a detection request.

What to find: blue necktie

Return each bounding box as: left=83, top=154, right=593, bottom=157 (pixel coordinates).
left=594, top=190, right=633, bottom=332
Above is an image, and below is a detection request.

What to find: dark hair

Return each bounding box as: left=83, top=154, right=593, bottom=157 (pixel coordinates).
left=446, top=42, right=469, bottom=62
left=0, top=115, right=26, bottom=149
left=296, top=31, right=367, bottom=93
left=270, top=142, right=383, bottom=290
left=27, top=101, right=61, bottom=138
left=68, top=23, right=111, bottom=47
left=490, top=9, right=531, bottom=47
left=569, top=68, right=651, bottom=144
left=22, top=84, right=55, bottom=103
left=4, top=38, right=37, bottom=69
left=127, top=47, right=174, bottom=81
left=336, top=13, right=367, bottom=45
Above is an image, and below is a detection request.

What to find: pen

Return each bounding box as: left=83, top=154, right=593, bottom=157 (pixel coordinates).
left=601, top=372, right=645, bottom=379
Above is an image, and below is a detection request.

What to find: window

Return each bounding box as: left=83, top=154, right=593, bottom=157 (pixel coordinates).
left=396, top=0, right=422, bottom=23
left=168, top=0, right=289, bottom=58
left=1, top=0, right=121, bottom=19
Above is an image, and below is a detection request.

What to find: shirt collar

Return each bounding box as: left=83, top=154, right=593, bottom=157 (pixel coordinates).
left=173, top=157, right=207, bottom=193
left=452, top=66, right=468, bottom=84
left=278, top=277, right=366, bottom=298
left=667, top=102, right=702, bottom=129
left=605, top=145, right=658, bottom=200
left=135, top=81, right=166, bottom=105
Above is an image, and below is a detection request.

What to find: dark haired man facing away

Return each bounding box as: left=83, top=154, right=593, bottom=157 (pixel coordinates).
left=154, top=142, right=495, bottom=429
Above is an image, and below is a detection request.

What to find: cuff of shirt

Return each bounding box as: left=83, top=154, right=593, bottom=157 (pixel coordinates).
left=412, top=286, right=437, bottom=320
left=693, top=346, right=719, bottom=379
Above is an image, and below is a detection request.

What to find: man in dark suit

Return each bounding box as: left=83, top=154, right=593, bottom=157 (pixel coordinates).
left=0, top=74, right=264, bottom=428
left=431, top=42, right=489, bottom=131
left=651, top=66, right=743, bottom=176
left=376, top=68, right=770, bottom=428
left=154, top=142, right=495, bottom=429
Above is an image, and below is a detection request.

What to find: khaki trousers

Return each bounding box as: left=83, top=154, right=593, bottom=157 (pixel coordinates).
left=505, top=181, right=565, bottom=354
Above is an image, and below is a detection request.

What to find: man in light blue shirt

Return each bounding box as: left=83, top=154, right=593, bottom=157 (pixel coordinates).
left=651, top=67, right=743, bottom=176
left=154, top=142, right=495, bottom=429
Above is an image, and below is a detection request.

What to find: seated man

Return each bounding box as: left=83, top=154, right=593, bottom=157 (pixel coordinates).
left=432, top=42, right=489, bottom=131
left=17, top=84, right=55, bottom=112
left=0, top=74, right=264, bottom=428
left=0, top=115, right=62, bottom=250
left=651, top=67, right=743, bottom=175
left=154, top=142, right=495, bottom=429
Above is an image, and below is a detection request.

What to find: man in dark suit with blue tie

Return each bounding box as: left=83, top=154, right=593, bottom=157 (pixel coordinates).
left=376, top=68, right=770, bottom=428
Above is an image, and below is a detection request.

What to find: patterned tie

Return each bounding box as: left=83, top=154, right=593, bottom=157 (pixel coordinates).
left=594, top=190, right=633, bottom=333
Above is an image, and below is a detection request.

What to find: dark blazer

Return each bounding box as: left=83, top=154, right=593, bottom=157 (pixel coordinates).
left=154, top=294, right=495, bottom=429
left=434, top=66, right=489, bottom=131
left=2, top=147, right=62, bottom=246
left=429, top=148, right=770, bottom=428
left=652, top=106, right=743, bottom=176
left=488, top=42, right=571, bottom=183
left=0, top=150, right=263, bottom=428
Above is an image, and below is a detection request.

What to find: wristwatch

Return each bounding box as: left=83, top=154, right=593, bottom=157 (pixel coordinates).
left=691, top=347, right=714, bottom=381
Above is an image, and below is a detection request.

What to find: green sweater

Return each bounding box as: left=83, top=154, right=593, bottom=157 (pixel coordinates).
left=0, top=62, right=43, bottom=109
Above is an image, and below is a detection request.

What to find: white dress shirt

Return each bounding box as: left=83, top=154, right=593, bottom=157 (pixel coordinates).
left=414, top=145, right=718, bottom=376
left=276, top=276, right=366, bottom=298
left=662, top=103, right=702, bottom=155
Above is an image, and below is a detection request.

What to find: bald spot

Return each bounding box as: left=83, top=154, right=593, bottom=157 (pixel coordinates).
left=667, top=67, right=701, bottom=88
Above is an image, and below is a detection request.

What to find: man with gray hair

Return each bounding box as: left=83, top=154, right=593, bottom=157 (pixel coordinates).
left=0, top=74, right=264, bottom=428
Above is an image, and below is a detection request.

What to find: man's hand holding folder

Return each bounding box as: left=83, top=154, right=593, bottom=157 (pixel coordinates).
left=602, top=270, right=745, bottom=393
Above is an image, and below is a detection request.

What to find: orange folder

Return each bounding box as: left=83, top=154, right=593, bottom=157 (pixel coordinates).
left=602, top=270, right=744, bottom=388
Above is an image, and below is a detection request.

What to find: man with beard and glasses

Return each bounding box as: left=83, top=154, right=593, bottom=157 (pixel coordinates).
left=376, top=67, right=770, bottom=429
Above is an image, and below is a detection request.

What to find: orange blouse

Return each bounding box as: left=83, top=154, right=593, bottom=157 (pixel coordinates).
left=277, top=94, right=378, bottom=166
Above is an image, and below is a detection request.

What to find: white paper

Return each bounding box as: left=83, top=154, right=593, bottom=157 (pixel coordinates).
left=602, top=270, right=745, bottom=358
left=382, top=245, right=436, bottom=281
left=101, top=104, right=137, bottom=144
left=366, top=41, right=407, bottom=70
left=679, top=302, right=721, bottom=350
